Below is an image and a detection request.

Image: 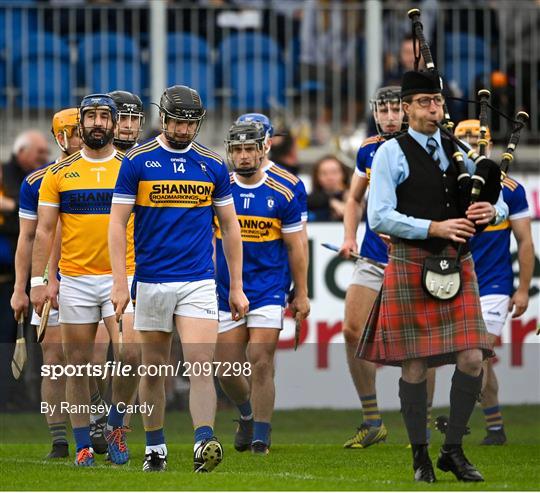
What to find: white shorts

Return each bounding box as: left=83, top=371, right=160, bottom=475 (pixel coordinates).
left=218, top=305, right=284, bottom=334
left=31, top=307, right=60, bottom=327
left=58, top=274, right=134, bottom=324
left=134, top=279, right=218, bottom=332
left=349, top=259, right=385, bottom=292
left=480, top=294, right=510, bottom=336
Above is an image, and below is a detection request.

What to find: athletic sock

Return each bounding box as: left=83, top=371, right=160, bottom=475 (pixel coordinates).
left=237, top=400, right=253, bottom=420
left=145, top=428, right=165, bottom=453
left=194, top=425, right=214, bottom=450
left=49, top=421, right=68, bottom=445
left=399, top=378, right=428, bottom=445
left=73, top=426, right=91, bottom=452
left=360, top=393, right=382, bottom=427
left=107, top=404, right=125, bottom=429
left=253, top=421, right=271, bottom=445
left=483, top=405, right=504, bottom=431
left=444, top=368, right=483, bottom=446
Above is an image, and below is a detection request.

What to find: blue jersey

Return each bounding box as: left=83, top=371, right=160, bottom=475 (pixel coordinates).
left=112, top=137, right=233, bottom=283
left=264, top=161, right=307, bottom=293
left=19, top=161, right=56, bottom=220
left=355, top=135, right=388, bottom=264
left=264, top=161, right=307, bottom=221
left=215, top=172, right=302, bottom=312
left=470, top=177, right=530, bottom=296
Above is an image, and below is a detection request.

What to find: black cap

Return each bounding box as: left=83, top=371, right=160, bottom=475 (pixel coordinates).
left=401, top=70, right=441, bottom=98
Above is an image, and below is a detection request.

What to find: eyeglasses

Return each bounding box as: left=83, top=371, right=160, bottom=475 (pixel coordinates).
left=411, top=95, right=445, bottom=108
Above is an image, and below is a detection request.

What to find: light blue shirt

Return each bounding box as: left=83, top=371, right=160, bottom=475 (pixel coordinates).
left=367, top=127, right=509, bottom=240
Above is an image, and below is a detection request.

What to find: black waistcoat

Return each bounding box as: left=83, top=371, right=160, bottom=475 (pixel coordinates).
left=395, top=133, right=464, bottom=253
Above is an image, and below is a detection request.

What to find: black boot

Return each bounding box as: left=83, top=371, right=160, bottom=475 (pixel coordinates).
left=437, top=445, right=484, bottom=482
left=412, top=444, right=436, bottom=483
left=46, top=442, right=69, bottom=459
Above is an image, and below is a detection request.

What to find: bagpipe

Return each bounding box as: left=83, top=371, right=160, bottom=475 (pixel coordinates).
left=407, top=9, right=529, bottom=301
left=407, top=8, right=529, bottom=214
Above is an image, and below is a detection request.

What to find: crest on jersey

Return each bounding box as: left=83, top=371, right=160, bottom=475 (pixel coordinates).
left=266, top=196, right=275, bottom=210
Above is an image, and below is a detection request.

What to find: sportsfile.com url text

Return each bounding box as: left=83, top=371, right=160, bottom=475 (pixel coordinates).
left=41, top=361, right=252, bottom=380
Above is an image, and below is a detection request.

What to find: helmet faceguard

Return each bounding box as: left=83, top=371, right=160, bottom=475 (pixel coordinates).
left=108, top=90, right=145, bottom=151
left=225, top=122, right=266, bottom=177
left=79, top=94, right=117, bottom=150
left=51, top=107, right=79, bottom=154
left=158, top=85, right=206, bottom=149
left=370, top=86, right=405, bottom=138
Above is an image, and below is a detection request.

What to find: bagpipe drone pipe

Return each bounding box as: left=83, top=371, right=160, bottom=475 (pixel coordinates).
left=407, top=9, right=529, bottom=226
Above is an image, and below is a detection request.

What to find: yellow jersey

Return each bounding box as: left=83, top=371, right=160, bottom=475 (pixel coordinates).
left=39, top=149, right=135, bottom=276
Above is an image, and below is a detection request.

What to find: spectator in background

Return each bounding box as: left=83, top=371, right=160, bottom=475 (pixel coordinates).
left=497, top=0, right=540, bottom=135
left=300, top=0, right=364, bottom=143
left=0, top=130, right=49, bottom=333
left=382, top=32, right=465, bottom=129
left=307, top=154, right=351, bottom=222
left=382, top=0, right=437, bottom=78
left=0, top=129, right=49, bottom=411
left=383, top=34, right=422, bottom=87
left=1, top=130, right=49, bottom=262
left=269, top=128, right=301, bottom=175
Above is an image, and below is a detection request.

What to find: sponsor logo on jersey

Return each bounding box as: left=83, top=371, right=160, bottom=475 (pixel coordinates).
left=64, top=171, right=80, bottom=178
left=149, top=182, right=212, bottom=205
left=63, top=190, right=113, bottom=213
left=235, top=215, right=281, bottom=242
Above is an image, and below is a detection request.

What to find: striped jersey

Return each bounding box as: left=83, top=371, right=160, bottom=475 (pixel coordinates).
left=38, top=149, right=135, bottom=277
left=112, top=137, right=233, bottom=283
left=355, top=135, right=388, bottom=264
left=215, top=172, right=302, bottom=311
left=264, top=161, right=307, bottom=222
left=470, top=177, right=530, bottom=296
left=19, top=161, right=56, bottom=221
left=263, top=161, right=307, bottom=293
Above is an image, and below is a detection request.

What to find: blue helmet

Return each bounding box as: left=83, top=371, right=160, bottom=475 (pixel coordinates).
left=237, top=113, right=273, bottom=139
left=79, top=94, right=118, bottom=149
left=80, top=93, right=118, bottom=121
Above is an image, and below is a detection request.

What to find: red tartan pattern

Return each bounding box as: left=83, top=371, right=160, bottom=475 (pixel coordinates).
left=357, top=242, right=494, bottom=367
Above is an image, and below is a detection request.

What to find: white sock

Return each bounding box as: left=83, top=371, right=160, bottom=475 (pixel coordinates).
left=145, top=444, right=167, bottom=456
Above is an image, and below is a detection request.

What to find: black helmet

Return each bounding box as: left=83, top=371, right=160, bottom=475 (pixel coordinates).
left=158, top=85, right=206, bottom=149
left=369, top=85, right=406, bottom=138
left=108, top=90, right=145, bottom=151
left=225, top=122, right=266, bottom=177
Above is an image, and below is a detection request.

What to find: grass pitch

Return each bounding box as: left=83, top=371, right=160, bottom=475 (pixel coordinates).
left=1, top=405, right=539, bottom=490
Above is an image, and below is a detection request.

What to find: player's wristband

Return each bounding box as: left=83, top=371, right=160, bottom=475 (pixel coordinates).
left=30, top=276, right=46, bottom=287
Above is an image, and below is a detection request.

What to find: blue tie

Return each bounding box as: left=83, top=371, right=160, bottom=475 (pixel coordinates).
left=426, top=137, right=440, bottom=165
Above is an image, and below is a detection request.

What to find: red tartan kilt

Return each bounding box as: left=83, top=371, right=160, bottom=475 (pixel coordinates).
left=357, top=242, right=494, bottom=367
